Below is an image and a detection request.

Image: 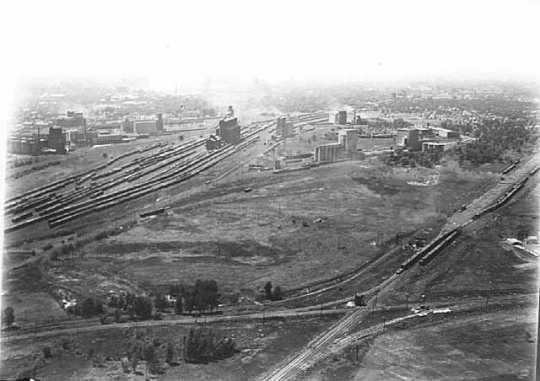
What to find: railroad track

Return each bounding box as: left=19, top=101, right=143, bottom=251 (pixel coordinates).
left=258, top=156, right=540, bottom=381
left=4, top=117, right=285, bottom=233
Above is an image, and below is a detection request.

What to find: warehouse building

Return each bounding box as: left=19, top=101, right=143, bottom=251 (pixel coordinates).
left=132, top=114, right=164, bottom=135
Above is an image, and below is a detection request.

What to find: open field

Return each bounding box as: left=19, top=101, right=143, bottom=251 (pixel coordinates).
left=43, top=158, right=498, bottom=305
left=1, top=141, right=502, bottom=331
left=297, top=171, right=539, bottom=381
left=302, top=305, right=537, bottom=381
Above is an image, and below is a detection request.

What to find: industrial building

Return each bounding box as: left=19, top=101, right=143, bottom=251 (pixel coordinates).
left=8, top=126, right=67, bottom=155
left=216, top=117, right=241, bottom=145
left=276, top=116, right=291, bottom=137
left=329, top=111, right=348, bottom=125
left=421, top=141, right=458, bottom=152
left=66, top=130, right=97, bottom=146
left=55, top=111, right=86, bottom=130
left=132, top=114, right=164, bottom=135
left=396, top=127, right=433, bottom=151
left=337, top=129, right=358, bottom=153
left=315, top=128, right=359, bottom=162
left=47, top=126, right=68, bottom=153
left=315, top=143, right=343, bottom=162
left=431, top=127, right=460, bottom=139
left=396, top=126, right=461, bottom=152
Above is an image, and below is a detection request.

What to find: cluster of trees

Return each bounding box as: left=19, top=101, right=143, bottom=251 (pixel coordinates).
left=185, top=327, right=238, bottom=363
left=126, top=331, right=168, bottom=375
left=384, top=149, right=442, bottom=168
left=68, top=297, right=104, bottom=318
left=107, top=293, right=154, bottom=320
left=453, top=119, right=536, bottom=165
left=168, top=280, right=220, bottom=314
left=122, top=327, right=236, bottom=376
left=263, top=282, right=283, bottom=301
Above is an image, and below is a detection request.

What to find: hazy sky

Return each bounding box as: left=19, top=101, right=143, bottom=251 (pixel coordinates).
left=2, top=0, right=539, bottom=92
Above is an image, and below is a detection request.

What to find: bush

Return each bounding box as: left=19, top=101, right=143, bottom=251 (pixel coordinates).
left=42, top=346, right=52, bottom=358
left=2, top=307, right=15, bottom=326
left=185, top=328, right=238, bottom=363
left=78, top=297, right=103, bottom=318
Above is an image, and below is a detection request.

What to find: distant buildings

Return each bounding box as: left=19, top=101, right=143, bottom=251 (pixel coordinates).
left=396, top=126, right=461, bottom=152
left=56, top=111, right=86, bottom=130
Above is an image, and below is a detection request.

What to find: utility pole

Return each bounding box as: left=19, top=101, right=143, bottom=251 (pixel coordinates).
left=405, top=294, right=409, bottom=310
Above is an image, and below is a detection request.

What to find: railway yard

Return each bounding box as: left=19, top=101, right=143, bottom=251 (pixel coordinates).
left=1, top=109, right=539, bottom=380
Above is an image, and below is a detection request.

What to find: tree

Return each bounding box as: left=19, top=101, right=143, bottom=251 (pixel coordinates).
left=80, top=297, right=103, bottom=318
left=272, top=286, right=283, bottom=301
left=114, top=308, right=122, bottom=323
left=133, top=296, right=153, bottom=320
left=175, top=296, right=183, bottom=315
left=264, top=282, right=273, bottom=300
left=166, top=342, right=176, bottom=365
left=154, top=293, right=168, bottom=312
left=2, top=307, right=14, bottom=327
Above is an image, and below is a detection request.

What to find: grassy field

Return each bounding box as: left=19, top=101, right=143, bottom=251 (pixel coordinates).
left=300, top=172, right=539, bottom=381
left=54, top=157, right=497, bottom=303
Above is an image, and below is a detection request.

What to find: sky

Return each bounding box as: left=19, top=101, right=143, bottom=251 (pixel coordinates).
left=1, top=0, right=539, bottom=93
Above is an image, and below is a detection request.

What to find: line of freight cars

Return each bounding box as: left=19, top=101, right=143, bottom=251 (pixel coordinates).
left=395, top=165, right=538, bottom=275
left=48, top=135, right=262, bottom=228
left=5, top=120, right=275, bottom=233
left=46, top=122, right=271, bottom=227
left=8, top=140, right=202, bottom=221
left=472, top=176, right=531, bottom=221
left=7, top=143, right=202, bottom=229
left=501, top=158, right=521, bottom=175
left=395, top=228, right=461, bottom=274
left=4, top=142, right=167, bottom=214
